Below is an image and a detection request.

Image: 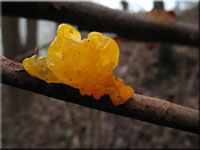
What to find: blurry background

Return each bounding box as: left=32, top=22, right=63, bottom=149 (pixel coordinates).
left=1, top=0, right=199, bottom=148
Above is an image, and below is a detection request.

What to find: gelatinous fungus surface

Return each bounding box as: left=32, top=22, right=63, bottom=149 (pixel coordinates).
left=23, top=24, right=134, bottom=105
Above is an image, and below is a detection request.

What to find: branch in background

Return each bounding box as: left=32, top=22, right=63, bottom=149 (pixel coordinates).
left=1, top=55, right=199, bottom=134
left=2, top=2, right=199, bottom=47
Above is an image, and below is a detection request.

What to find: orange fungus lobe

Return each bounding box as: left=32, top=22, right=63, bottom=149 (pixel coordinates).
left=22, top=24, right=134, bottom=105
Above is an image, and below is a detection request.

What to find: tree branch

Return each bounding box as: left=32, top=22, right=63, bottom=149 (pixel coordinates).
left=1, top=55, right=199, bottom=134
left=2, top=2, right=199, bottom=47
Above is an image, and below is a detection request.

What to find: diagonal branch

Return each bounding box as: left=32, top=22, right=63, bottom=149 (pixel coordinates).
left=0, top=55, right=199, bottom=134
left=2, top=2, right=199, bottom=47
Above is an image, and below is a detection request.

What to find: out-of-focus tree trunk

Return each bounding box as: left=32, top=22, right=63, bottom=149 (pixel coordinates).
left=153, top=1, right=164, bottom=10
left=154, top=1, right=184, bottom=104
left=121, top=0, right=128, bottom=11
left=2, top=17, right=21, bottom=59
left=24, top=19, right=37, bottom=53
left=2, top=16, right=37, bottom=116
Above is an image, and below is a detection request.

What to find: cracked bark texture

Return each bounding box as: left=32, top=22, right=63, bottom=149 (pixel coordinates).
left=0, top=56, right=199, bottom=134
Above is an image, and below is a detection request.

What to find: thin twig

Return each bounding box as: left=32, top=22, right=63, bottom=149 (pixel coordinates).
left=15, top=42, right=51, bottom=62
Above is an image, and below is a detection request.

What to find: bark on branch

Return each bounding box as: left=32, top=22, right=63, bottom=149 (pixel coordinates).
left=1, top=55, right=199, bottom=134
left=2, top=2, right=199, bottom=47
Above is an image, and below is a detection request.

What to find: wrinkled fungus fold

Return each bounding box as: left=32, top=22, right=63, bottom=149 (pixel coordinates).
left=23, top=24, right=134, bottom=105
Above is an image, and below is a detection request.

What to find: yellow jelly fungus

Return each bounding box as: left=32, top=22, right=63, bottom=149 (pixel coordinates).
left=23, top=24, right=134, bottom=105
left=23, top=55, right=60, bottom=83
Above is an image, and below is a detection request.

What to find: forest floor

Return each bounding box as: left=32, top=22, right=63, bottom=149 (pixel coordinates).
left=2, top=6, right=199, bottom=149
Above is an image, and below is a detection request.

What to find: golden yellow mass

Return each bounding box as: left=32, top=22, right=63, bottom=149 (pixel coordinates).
left=23, top=24, right=134, bottom=105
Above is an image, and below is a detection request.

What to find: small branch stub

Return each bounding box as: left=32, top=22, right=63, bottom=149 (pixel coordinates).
left=35, top=47, right=39, bottom=56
